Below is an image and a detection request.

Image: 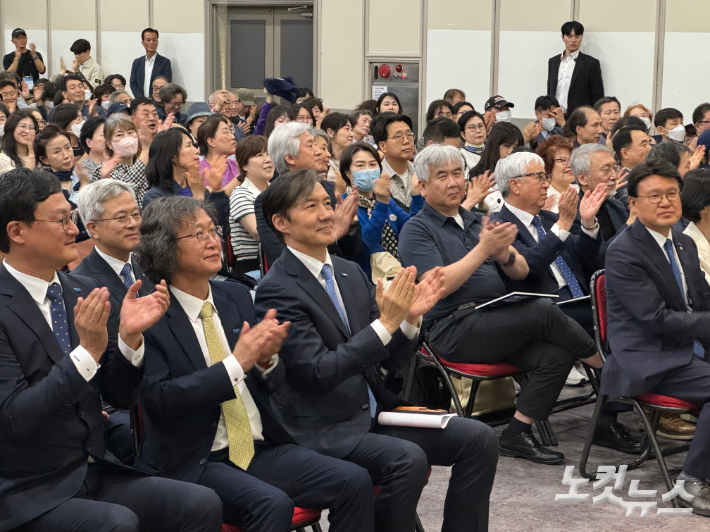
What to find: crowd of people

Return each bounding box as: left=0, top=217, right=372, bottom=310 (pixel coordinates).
left=2, top=18, right=710, bottom=532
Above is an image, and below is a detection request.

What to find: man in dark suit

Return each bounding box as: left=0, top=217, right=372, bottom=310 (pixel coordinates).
left=491, top=152, right=641, bottom=454
left=603, top=160, right=710, bottom=515
left=73, top=180, right=156, bottom=463
left=0, top=169, right=222, bottom=532
left=134, top=196, right=375, bottom=532
left=255, top=168, right=498, bottom=532
left=547, top=21, right=604, bottom=117
left=130, top=28, right=172, bottom=98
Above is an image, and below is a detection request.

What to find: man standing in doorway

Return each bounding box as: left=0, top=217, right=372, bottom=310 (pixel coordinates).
left=547, top=21, right=604, bottom=117
left=130, top=28, right=172, bottom=98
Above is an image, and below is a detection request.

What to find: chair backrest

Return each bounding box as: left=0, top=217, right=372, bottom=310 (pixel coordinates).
left=226, top=234, right=236, bottom=268
left=259, top=244, right=269, bottom=276
left=589, top=269, right=608, bottom=360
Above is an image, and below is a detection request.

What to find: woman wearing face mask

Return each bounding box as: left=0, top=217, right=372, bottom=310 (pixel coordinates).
left=321, top=113, right=354, bottom=182
left=92, top=113, right=149, bottom=207
left=33, top=124, right=85, bottom=207
left=78, top=116, right=107, bottom=178
left=458, top=110, right=487, bottom=170
left=537, top=136, right=576, bottom=213
left=340, top=142, right=422, bottom=280
left=0, top=102, right=10, bottom=149
left=93, top=84, right=113, bottom=117
left=624, top=103, right=654, bottom=132
left=197, top=114, right=240, bottom=197
left=48, top=103, right=85, bottom=159
left=229, top=135, right=274, bottom=277
left=0, top=109, right=37, bottom=175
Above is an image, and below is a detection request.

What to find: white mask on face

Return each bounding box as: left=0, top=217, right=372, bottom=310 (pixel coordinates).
left=542, top=117, right=557, bottom=132
left=46, top=101, right=54, bottom=109
left=668, top=124, right=686, bottom=142
left=102, top=100, right=110, bottom=111
left=84, top=89, right=92, bottom=101
left=640, top=117, right=652, bottom=130
left=0, top=125, right=4, bottom=137
left=495, top=110, right=512, bottom=123
left=71, top=122, right=85, bottom=139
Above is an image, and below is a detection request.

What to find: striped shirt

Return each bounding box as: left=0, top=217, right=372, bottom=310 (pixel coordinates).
left=93, top=160, right=148, bottom=208
left=229, top=178, right=262, bottom=262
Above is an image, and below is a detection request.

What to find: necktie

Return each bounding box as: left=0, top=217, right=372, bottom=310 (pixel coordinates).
left=46, top=283, right=72, bottom=356
left=321, top=264, right=377, bottom=417
left=120, top=263, right=133, bottom=289
left=531, top=216, right=584, bottom=298
left=199, top=302, right=254, bottom=469
left=663, top=239, right=705, bottom=357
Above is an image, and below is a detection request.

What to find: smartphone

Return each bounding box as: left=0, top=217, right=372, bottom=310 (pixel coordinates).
left=23, top=76, right=33, bottom=91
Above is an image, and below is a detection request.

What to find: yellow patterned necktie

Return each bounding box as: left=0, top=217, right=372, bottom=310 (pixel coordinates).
left=199, top=301, right=254, bottom=470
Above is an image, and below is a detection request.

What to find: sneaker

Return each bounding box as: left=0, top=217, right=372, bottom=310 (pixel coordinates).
left=565, top=366, right=588, bottom=386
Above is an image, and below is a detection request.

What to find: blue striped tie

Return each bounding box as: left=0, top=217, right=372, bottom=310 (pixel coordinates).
left=531, top=216, right=584, bottom=298
left=120, top=263, right=133, bottom=289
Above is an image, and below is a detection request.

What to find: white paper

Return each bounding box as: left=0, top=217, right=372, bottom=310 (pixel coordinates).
left=372, top=85, right=388, bottom=100
left=377, top=411, right=456, bottom=429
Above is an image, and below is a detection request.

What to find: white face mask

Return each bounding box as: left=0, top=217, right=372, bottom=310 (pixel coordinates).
left=495, top=110, right=512, bottom=123
left=46, top=101, right=54, bottom=109
left=0, top=124, right=4, bottom=137
left=640, top=117, right=652, bottom=130
left=667, top=124, right=686, bottom=142
left=542, top=117, right=557, bottom=132
left=84, top=89, right=92, bottom=101
left=71, top=122, right=84, bottom=138
left=102, top=100, right=110, bottom=111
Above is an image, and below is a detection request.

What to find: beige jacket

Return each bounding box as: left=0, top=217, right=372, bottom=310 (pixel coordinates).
left=683, top=222, right=710, bottom=286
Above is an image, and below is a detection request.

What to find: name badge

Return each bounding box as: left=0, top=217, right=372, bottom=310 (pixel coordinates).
left=389, top=214, right=397, bottom=222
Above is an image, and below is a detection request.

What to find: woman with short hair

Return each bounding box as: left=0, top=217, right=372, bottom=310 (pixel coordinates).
left=682, top=168, right=710, bottom=284
left=536, top=135, right=576, bottom=213
left=321, top=113, right=354, bottom=182
left=78, top=115, right=107, bottom=179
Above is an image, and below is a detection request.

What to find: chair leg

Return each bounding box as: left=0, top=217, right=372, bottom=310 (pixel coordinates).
left=414, top=512, right=426, bottom=532
left=442, top=372, right=465, bottom=417
left=641, top=408, right=678, bottom=506
left=535, top=419, right=552, bottom=447
left=541, top=419, right=558, bottom=446
left=403, top=353, right=419, bottom=402
left=310, top=523, right=323, bottom=532
left=463, top=380, right=480, bottom=418
left=579, top=394, right=608, bottom=479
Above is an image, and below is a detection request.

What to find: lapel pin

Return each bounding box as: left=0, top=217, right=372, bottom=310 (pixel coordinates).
left=233, top=328, right=240, bottom=334
left=73, top=288, right=81, bottom=292
left=341, top=273, right=348, bottom=277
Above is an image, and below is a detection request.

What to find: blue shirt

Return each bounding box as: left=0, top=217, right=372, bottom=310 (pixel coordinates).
left=398, top=202, right=508, bottom=325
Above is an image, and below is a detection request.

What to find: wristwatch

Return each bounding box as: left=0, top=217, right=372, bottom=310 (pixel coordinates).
left=582, top=217, right=599, bottom=231
left=500, top=251, right=516, bottom=267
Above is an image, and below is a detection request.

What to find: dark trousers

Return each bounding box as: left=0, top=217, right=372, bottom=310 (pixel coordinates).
left=201, top=443, right=374, bottom=532
left=343, top=417, right=498, bottom=532
left=431, top=298, right=597, bottom=420
left=652, top=356, right=710, bottom=480
left=16, top=463, right=222, bottom=532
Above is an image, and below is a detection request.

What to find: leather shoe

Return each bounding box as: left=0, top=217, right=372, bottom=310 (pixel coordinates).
left=499, top=431, right=564, bottom=465
left=677, top=476, right=710, bottom=516
left=658, top=413, right=696, bottom=440
left=593, top=420, right=642, bottom=454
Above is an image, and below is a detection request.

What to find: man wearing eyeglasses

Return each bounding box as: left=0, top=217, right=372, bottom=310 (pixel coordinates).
left=604, top=160, right=710, bottom=516
left=372, top=113, right=416, bottom=211
left=693, top=103, right=710, bottom=136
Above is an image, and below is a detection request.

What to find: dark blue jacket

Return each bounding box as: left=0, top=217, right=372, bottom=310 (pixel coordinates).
left=130, top=53, right=172, bottom=98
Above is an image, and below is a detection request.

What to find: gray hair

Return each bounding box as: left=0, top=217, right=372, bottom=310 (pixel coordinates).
left=136, top=196, right=216, bottom=285
left=495, top=152, right=545, bottom=198
left=76, top=180, right=137, bottom=225
left=268, top=121, right=312, bottom=175
left=311, top=128, right=331, bottom=153
left=109, top=91, right=130, bottom=104
left=413, top=144, right=465, bottom=182
left=158, top=83, right=187, bottom=104
left=570, top=143, right=614, bottom=179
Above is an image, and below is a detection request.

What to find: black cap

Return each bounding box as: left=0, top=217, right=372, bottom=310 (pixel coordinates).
left=107, top=102, right=129, bottom=116
left=11, top=28, right=27, bottom=39
left=484, top=95, right=515, bottom=112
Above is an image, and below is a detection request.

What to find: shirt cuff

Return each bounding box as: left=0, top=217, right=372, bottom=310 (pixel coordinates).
left=371, top=318, right=421, bottom=345
left=119, top=334, right=145, bottom=367
left=70, top=346, right=99, bottom=382
left=549, top=223, right=570, bottom=242
left=371, top=319, right=392, bottom=346
left=254, top=355, right=279, bottom=377
left=400, top=317, right=421, bottom=340
left=222, top=355, right=247, bottom=386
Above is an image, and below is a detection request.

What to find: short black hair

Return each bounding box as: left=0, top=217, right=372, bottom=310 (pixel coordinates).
left=290, top=102, right=315, bottom=124
left=70, top=39, right=91, bottom=54
left=567, top=105, right=593, bottom=135
left=425, top=99, right=455, bottom=124
left=48, top=103, right=81, bottom=130
left=261, top=169, right=321, bottom=239
left=611, top=115, right=647, bottom=136
left=535, top=95, right=560, bottom=112
left=303, top=97, right=323, bottom=113
left=645, top=141, right=691, bottom=169
left=105, top=74, right=126, bottom=87
left=264, top=105, right=294, bottom=138
left=371, top=112, right=413, bottom=147
left=681, top=169, right=710, bottom=222
left=130, top=96, right=156, bottom=116
left=423, top=117, right=460, bottom=145
left=320, top=112, right=353, bottom=136
left=0, top=79, right=18, bottom=92
left=79, top=115, right=106, bottom=153
left=339, top=142, right=382, bottom=187
left=142, top=28, right=159, bottom=40
left=693, top=103, right=710, bottom=126
left=561, top=21, right=584, bottom=36
left=61, top=74, right=83, bottom=92
left=457, top=110, right=486, bottom=135
left=627, top=160, right=682, bottom=198
left=612, top=125, right=647, bottom=161
left=295, top=87, right=314, bottom=100
left=594, top=96, right=621, bottom=114
left=196, top=114, right=231, bottom=156
left=34, top=124, right=72, bottom=166
left=654, top=108, right=683, bottom=129
left=452, top=101, right=474, bottom=114
left=0, top=168, right=63, bottom=253
left=146, top=128, right=193, bottom=190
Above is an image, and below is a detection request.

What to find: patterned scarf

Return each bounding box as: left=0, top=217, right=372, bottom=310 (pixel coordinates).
left=358, top=194, right=400, bottom=259
left=464, top=144, right=485, bottom=155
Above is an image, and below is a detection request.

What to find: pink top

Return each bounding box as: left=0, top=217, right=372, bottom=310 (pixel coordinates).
left=199, top=158, right=240, bottom=188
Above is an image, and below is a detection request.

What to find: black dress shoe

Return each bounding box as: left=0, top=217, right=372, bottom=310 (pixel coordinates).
left=499, top=431, right=564, bottom=465
left=593, top=420, right=642, bottom=454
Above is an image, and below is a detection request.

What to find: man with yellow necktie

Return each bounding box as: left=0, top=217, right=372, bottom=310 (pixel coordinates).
left=133, top=197, right=376, bottom=532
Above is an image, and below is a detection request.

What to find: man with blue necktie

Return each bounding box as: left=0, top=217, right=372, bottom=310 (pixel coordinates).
left=603, top=159, right=710, bottom=516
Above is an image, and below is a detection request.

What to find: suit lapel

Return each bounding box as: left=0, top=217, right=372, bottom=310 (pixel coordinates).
left=502, top=206, right=537, bottom=248
left=570, top=53, right=585, bottom=90
left=333, top=261, right=361, bottom=334
left=674, top=234, right=699, bottom=307
left=166, top=295, right=208, bottom=372
left=131, top=257, right=154, bottom=296
left=212, top=285, right=242, bottom=349
left=89, top=249, right=128, bottom=304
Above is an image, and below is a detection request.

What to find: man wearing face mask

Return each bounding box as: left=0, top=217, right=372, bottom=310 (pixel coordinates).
left=483, top=95, right=514, bottom=135
left=524, top=96, right=565, bottom=149
left=654, top=108, right=687, bottom=144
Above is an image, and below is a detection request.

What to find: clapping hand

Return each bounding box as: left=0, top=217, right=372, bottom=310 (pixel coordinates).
left=101, top=153, right=122, bottom=179
left=75, top=287, right=112, bottom=362
left=405, top=267, right=445, bottom=323
left=201, top=156, right=227, bottom=192
left=233, top=309, right=290, bottom=371
left=376, top=267, right=417, bottom=334
left=157, top=113, right=175, bottom=132
left=579, top=183, right=607, bottom=228
left=119, top=280, right=170, bottom=350
left=462, top=171, right=495, bottom=210
left=689, top=144, right=706, bottom=171
left=333, top=192, right=358, bottom=239
left=477, top=217, right=517, bottom=261
left=556, top=187, right=578, bottom=231
left=255, top=309, right=290, bottom=367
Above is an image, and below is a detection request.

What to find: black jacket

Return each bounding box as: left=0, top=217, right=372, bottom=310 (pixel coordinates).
left=547, top=51, right=604, bottom=115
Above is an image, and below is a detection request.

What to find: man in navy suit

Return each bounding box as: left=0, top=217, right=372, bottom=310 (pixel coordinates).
left=604, top=160, right=710, bottom=515
left=130, top=28, right=172, bottom=98
left=134, top=196, right=375, bottom=532
left=0, top=169, right=222, bottom=532
left=255, top=169, right=499, bottom=532
left=73, top=180, right=156, bottom=463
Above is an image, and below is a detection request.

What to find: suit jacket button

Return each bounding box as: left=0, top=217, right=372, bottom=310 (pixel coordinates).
left=85, top=444, right=90, bottom=452
left=199, top=458, right=207, bottom=465
left=211, top=421, right=217, bottom=428
left=78, top=409, right=84, bottom=416
left=362, top=403, right=369, bottom=410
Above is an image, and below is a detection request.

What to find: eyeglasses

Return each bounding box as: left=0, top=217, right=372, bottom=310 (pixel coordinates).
left=92, top=213, right=141, bottom=226
left=33, top=211, right=79, bottom=233
left=175, top=226, right=223, bottom=246
left=16, top=123, right=37, bottom=133
left=513, top=172, right=551, bottom=184
left=112, top=83, right=125, bottom=90
left=388, top=131, right=415, bottom=143
left=553, top=157, right=570, bottom=165
left=595, top=164, right=620, bottom=177
left=635, top=191, right=680, bottom=204
left=466, top=124, right=486, bottom=132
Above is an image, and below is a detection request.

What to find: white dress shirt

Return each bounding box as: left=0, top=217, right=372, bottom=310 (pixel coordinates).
left=555, top=50, right=579, bottom=112
left=381, top=157, right=415, bottom=209
left=143, top=55, right=156, bottom=97
left=3, top=260, right=143, bottom=381
left=95, top=248, right=136, bottom=284
left=169, top=285, right=272, bottom=449
left=504, top=202, right=599, bottom=290
left=286, top=246, right=420, bottom=342
left=645, top=228, right=688, bottom=300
